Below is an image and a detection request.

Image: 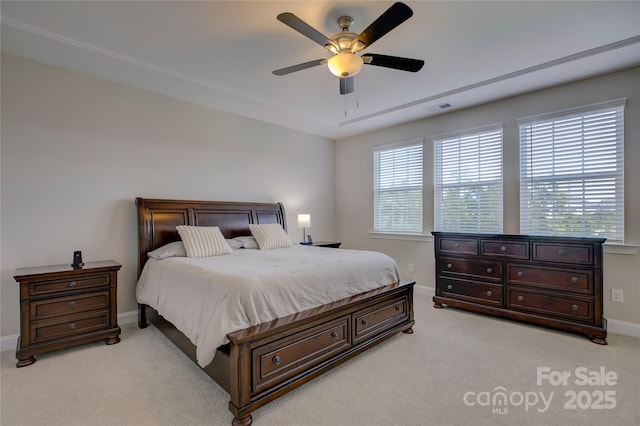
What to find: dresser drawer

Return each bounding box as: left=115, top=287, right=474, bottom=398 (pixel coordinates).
left=29, top=274, right=110, bottom=297
left=30, top=291, right=110, bottom=321
left=439, top=238, right=478, bottom=255
left=439, top=256, right=502, bottom=283
left=506, top=288, right=593, bottom=323
left=481, top=240, right=529, bottom=259
left=30, top=311, right=111, bottom=344
left=532, top=242, right=594, bottom=266
left=507, top=265, right=593, bottom=294
left=252, top=316, right=351, bottom=394
left=439, top=278, right=502, bottom=306
left=353, top=296, right=409, bottom=344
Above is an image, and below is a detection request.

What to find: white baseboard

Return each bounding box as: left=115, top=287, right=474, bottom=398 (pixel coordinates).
left=414, top=284, right=434, bottom=297
left=607, top=319, right=640, bottom=339
left=1, top=309, right=139, bottom=353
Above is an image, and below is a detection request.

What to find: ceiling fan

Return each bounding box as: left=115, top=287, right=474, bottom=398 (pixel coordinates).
left=273, top=2, right=424, bottom=95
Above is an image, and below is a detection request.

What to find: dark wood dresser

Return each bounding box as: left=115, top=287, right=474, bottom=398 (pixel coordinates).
left=432, top=232, right=607, bottom=344
left=14, top=260, right=122, bottom=367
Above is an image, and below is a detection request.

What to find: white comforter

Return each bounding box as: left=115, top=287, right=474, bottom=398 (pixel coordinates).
left=136, top=245, right=399, bottom=367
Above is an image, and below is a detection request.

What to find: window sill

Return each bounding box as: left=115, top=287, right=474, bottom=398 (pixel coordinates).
left=604, top=243, right=638, bottom=255
left=369, top=232, right=433, bottom=242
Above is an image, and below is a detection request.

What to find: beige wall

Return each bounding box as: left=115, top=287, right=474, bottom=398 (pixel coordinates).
left=0, top=54, right=336, bottom=337
left=336, top=66, right=640, bottom=330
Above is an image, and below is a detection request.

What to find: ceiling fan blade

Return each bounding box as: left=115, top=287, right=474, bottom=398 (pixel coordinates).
left=339, top=77, right=354, bottom=95
left=354, top=2, right=413, bottom=49
left=362, top=54, right=424, bottom=72
left=277, top=12, right=335, bottom=49
left=273, top=59, right=327, bottom=76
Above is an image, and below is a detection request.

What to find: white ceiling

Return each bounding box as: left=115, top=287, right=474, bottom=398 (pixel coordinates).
left=2, top=1, right=639, bottom=140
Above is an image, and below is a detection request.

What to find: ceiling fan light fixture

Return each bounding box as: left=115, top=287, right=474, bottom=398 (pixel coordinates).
left=328, top=53, right=364, bottom=78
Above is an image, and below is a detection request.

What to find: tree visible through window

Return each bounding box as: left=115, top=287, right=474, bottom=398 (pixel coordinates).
left=373, top=139, right=423, bottom=233
left=434, top=125, right=503, bottom=233
left=519, top=100, right=625, bottom=242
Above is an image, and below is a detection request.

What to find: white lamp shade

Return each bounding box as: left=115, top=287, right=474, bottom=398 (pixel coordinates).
left=327, top=53, right=364, bottom=78
left=297, top=214, right=311, bottom=228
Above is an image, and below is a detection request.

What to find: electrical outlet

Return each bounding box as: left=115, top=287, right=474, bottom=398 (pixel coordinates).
left=611, top=289, right=624, bottom=303
left=408, top=263, right=415, bottom=273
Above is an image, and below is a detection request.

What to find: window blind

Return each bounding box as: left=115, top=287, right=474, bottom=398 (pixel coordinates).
left=373, top=139, right=423, bottom=233
left=434, top=125, right=503, bottom=232
left=519, top=100, right=625, bottom=242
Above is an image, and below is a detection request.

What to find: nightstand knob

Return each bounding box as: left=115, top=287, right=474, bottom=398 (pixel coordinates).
left=486, top=267, right=493, bottom=273
left=454, top=242, right=460, bottom=248
left=446, top=263, right=453, bottom=269
left=486, top=291, right=493, bottom=297
left=571, top=304, right=579, bottom=311
left=500, top=246, right=507, bottom=252
left=361, top=319, right=368, bottom=326
left=69, top=322, right=77, bottom=330
left=395, top=305, right=401, bottom=311
left=558, top=249, right=566, bottom=256
left=517, top=271, right=524, bottom=278
left=69, top=281, right=77, bottom=287
left=571, top=277, right=578, bottom=283
left=272, top=356, right=281, bottom=365
left=447, top=284, right=453, bottom=290
left=331, top=331, right=338, bottom=339
left=517, top=296, right=524, bottom=302
left=68, top=300, right=77, bottom=308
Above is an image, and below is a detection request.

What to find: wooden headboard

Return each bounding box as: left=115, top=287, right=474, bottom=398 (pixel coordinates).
left=135, top=198, right=287, bottom=275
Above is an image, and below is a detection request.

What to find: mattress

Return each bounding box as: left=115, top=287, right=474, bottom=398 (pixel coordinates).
left=136, top=245, right=400, bottom=367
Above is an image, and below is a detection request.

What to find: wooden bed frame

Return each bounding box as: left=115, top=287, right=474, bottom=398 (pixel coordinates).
left=136, top=198, right=415, bottom=426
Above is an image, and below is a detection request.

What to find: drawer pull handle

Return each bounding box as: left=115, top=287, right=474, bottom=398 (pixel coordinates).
left=486, top=267, right=493, bottom=273
left=446, top=263, right=453, bottom=269
left=68, top=301, right=77, bottom=308
left=517, top=271, right=524, bottom=278
left=331, top=331, right=338, bottom=339
left=454, top=242, right=460, bottom=248
left=361, top=319, right=368, bottom=326
left=486, top=291, right=493, bottom=297
left=69, top=322, right=77, bottom=330
left=571, top=304, right=579, bottom=311
left=395, top=305, right=401, bottom=311
left=571, top=277, right=578, bottom=283
left=272, top=356, right=281, bottom=365
left=558, top=249, right=566, bottom=255
left=500, top=246, right=507, bottom=252
left=69, top=281, right=77, bottom=287
left=517, top=295, right=524, bottom=302
left=447, top=284, right=453, bottom=290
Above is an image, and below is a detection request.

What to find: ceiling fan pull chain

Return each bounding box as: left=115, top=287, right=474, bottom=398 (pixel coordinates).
left=345, top=95, right=348, bottom=117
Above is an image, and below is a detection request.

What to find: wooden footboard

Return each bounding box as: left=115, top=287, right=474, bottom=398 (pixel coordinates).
left=140, top=280, right=415, bottom=425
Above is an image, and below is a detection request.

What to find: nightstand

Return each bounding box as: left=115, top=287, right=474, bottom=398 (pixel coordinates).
left=13, top=260, right=121, bottom=367
left=311, top=241, right=342, bottom=248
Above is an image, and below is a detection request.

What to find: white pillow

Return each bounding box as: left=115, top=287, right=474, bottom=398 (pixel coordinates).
left=147, top=241, right=187, bottom=259
left=226, top=239, right=243, bottom=250
left=249, top=224, right=293, bottom=250
left=233, top=236, right=259, bottom=249
left=176, top=226, right=232, bottom=258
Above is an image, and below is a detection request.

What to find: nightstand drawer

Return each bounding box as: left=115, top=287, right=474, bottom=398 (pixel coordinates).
left=30, top=311, right=111, bottom=344
left=29, top=274, right=110, bottom=297
left=30, top=291, right=110, bottom=321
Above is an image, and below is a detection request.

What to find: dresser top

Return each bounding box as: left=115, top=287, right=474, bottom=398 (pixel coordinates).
left=14, top=260, right=121, bottom=280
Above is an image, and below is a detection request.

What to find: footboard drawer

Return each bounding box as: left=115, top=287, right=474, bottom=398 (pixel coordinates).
left=353, top=296, right=409, bottom=344
left=251, top=316, right=351, bottom=394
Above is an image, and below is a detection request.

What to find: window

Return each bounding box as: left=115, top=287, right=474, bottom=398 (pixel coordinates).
left=434, top=125, right=503, bottom=232
left=373, top=139, right=423, bottom=233
left=519, top=99, right=625, bottom=242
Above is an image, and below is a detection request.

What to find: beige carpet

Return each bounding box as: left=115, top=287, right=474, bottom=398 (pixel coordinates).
left=1, top=294, right=639, bottom=426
